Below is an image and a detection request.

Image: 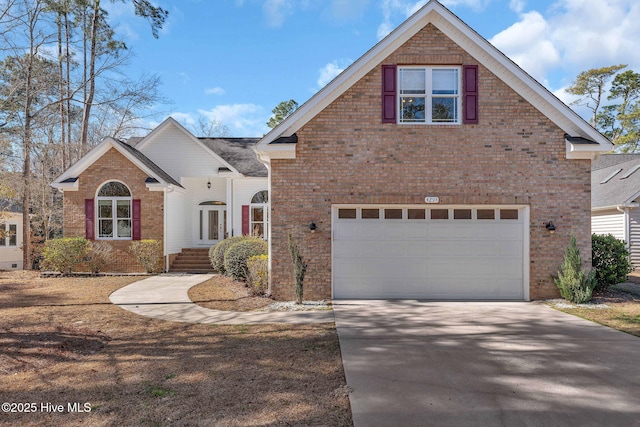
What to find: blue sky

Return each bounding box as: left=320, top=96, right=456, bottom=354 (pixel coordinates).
left=104, top=0, right=640, bottom=137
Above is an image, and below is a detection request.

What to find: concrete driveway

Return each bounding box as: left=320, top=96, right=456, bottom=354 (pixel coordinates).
left=333, top=300, right=640, bottom=427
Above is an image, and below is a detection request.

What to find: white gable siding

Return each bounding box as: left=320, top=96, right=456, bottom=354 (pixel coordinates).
left=138, top=124, right=227, bottom=180
left=232, top=178, right=268, bottom=237
left=592, top=210, right=625, bottom=241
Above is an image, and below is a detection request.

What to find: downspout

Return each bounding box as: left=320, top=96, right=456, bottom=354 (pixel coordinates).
left=617, top=205, right=630, bottom=247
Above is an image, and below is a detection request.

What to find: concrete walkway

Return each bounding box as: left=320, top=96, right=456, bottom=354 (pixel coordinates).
left=333, top=300, right=640, bottom=427
left=109, top=273, right=334, bottom=324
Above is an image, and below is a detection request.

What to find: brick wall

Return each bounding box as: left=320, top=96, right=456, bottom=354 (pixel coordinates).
left=63, top=147, right=164, bottom=272
left=269, top=24, right=591, bottom=300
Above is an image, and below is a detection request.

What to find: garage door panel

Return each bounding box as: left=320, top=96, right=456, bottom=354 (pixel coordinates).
left=333, top=206, right=526, bottom=300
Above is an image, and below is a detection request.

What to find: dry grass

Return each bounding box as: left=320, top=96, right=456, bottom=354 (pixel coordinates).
left=550, top=284, right=640, bottom=338
left=0, top=271, right=352, bottom=427
left=188, top=275, right=273, bottom=312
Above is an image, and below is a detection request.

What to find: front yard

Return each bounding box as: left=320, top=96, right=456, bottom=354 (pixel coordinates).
left=548, top=283, right=640, bottom=338
left=0, top=271, right=352, bottom=427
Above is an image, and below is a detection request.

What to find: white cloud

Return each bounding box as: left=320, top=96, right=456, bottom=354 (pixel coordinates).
left=198, top=104, right=268, bottom=137
left=490, top=11, right=561, bottom=83
left=440, top=0, right=491, bottom=12
left=324, top=0, right=370, bottom=23
left=317, top=60, right=351, bottom=87
left=488, top=0, right=640, bottom=93
left=205, top=87, right=225, bottom=96
left=509, top=0, right=525, bottom=13
left=170, top=112, right=197, bottom=127
left=263, top=0, right=293, bottom=28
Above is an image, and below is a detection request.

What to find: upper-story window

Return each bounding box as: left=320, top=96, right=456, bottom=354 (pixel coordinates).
left=399, top=66, right=461, bottom=124
left=97, top=181, right=132, bottom=239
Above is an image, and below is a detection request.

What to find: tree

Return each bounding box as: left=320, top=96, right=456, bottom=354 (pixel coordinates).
left=565, top=64, right=627, bottom=126
left=596, top=70, right=640, bottom=152
left=267, top=99, right=298, bottom=128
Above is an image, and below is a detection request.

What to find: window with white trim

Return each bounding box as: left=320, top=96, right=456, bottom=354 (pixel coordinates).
left=399, top=66, right=461, bottom=124
left=97, top=181, right=132, bottom=239
left=0, top=223, right=17, bottom=246
left=250, top=190, right=269, bottom=240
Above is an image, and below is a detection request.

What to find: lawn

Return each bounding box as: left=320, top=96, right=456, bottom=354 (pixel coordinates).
left=548, top=283, right=640, bottom=338
left=0, top=271, right=352, bottom=427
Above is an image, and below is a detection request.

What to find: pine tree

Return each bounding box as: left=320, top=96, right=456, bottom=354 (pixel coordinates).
left=554, top=236, right=596, bottom=303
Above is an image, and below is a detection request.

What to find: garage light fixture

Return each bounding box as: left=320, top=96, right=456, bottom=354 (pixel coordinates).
left=207, top=178, right=211, bottom=189
left=309, top=222, right=317, bottom=233
left=545, top=221, right=556, bottom=234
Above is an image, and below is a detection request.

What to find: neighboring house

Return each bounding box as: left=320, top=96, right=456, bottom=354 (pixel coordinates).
left=592, top=154, right=640, bottom=269
left=255, top=0, right=611, bottom=301
left=52, top=117, right=268, bottom=272
left=0, top=203, right=23, bottom=270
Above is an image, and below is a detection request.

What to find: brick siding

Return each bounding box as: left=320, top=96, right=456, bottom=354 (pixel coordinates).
left=269, top=24, right=591, bottom=300
left=63, top=147, right=164, bottom=272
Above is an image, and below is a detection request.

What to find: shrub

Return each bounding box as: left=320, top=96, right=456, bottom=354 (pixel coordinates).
left=86, top=241, right=113, bottom=274
left=41, top=237, right=89, bottom=274
left=129, top=239, right=163, bottom=273
left=554, top=235, right=596, bottom=303
left=247, top=254, right=269, bottom=295
left=209, top=236, right=246, bottom=273
left=592, top=234, right=633, bottom=290
left=223, top=238, right=267, bottom=281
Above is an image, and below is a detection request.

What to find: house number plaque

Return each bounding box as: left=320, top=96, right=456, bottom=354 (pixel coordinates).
left=424, top=196, right=440, bottom=204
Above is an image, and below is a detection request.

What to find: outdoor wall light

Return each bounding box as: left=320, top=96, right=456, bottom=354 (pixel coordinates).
left=545, top=221, right=556, bottom=234
left=207, top=179, right=211, bottom=189
left=309, top=222, right=317, bottom=233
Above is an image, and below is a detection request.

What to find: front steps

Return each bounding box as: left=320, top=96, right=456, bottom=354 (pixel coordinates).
left=170, top=248, right=215, bottom=273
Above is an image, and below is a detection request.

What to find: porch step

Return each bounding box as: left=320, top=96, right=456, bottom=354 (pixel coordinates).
left=170, top=248, right=214, bottom=273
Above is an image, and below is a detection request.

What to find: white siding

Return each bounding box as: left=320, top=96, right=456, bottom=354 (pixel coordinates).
left=165, top=190, right=190, bottom=255
left=232, top=178, right=268, bottom=237
left=138, top=124, right=228, bottom=180
left=591, top=210, right=625, bottom=241
left=0, top=212, right=23, bottom=269
left=629, top=209, right=640, bottom=270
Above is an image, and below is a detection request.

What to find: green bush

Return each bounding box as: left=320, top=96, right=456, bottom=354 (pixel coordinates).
left=129, top=239, right=163, bottom=273
left=41, top=237, right=89, bottom=274
left=87, top=241, right=113, bottom=274
left=247, top=254, right=269, bottom=295
left=209, top=236, right=246, bottom=273
left=223, top=238, right=267, bottom=281
left=554, top=235, right=596, bottom=303
left=592, top=234, right=633, bottom=290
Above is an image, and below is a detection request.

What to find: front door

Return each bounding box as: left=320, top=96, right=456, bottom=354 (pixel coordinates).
left=199, top=206, right=227, bottom=245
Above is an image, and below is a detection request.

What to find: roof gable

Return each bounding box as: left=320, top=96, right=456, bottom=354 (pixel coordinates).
left=51, top=137, right=182, bottom=190
left=135, top=117, right=241, bottom=177
left=256, top=0, right=612, bottom=159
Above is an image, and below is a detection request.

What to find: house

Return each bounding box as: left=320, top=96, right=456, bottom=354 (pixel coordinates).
left=0, top=203, right=23, bottom=270
left=52, top=118, right=268, bottom=272
left=255, top=0, right=611, bottom=301
left=592, top=154, right=640, bottom=269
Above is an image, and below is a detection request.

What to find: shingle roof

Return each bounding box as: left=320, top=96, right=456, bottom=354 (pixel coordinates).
left=114, top=139, right=183, bottom=187
left=592, top=154, right=640, bottom=208
left=198, top=138, right=267, bottom=177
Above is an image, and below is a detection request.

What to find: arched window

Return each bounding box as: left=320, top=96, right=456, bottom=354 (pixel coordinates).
left=97, top=181, right=132, bottom=239
left=250, top=190, right=269, bottom=239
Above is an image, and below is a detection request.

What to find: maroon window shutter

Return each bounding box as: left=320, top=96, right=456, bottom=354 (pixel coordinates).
left=463, top=65, right=479, bottom=124
left=132, top=199, right=141, bottom=240
left=85, top=199, right=95, bottom=240
left=242, top=205, right=250, bottom=235
left=381, top=64, right=397, bottom=123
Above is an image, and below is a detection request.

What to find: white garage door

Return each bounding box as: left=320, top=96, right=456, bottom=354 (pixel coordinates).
left=332, top=206, right=527, bottom=300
